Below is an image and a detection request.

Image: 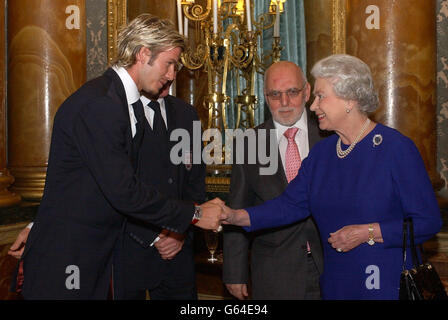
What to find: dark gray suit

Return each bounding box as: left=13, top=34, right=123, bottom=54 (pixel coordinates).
left=223, top=111, right=324, bottom=300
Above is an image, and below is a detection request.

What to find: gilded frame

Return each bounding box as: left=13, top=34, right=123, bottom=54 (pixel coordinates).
left=332, top=0, right=346, bottom=54
left=107, top=0, right=127, bottom=65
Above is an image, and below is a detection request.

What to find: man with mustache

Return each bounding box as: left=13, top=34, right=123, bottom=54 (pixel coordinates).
left=223, top=61, right=324, bottom=299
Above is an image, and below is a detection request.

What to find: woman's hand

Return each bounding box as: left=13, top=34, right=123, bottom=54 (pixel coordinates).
left=220, top=206, right=251, bottom=227
left=328, top=223, right=382, bottom=253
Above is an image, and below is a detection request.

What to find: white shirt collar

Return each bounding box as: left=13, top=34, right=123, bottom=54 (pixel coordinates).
left=139, top=95, right=167, bottom=128
left=140, top=95, right=165, bottom=107
left=112, top=66, right=140, bottom=105
left=273, top=108, right=308, bottom=141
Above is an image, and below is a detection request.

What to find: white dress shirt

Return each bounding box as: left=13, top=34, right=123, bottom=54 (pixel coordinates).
left=140, top=95, right=168, bottom=130
left=113, top=66, right=168, bottom=135
left=274, top=109, right=310, bottom=172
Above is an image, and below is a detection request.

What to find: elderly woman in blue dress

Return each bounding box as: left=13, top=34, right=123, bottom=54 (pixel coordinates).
left=222, top=54, right=442, bottom=299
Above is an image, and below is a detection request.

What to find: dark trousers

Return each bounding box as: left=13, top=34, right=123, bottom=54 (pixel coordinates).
left=303, top=254, right=321, bottom=300
left=119, top=234, right=197, bottom=300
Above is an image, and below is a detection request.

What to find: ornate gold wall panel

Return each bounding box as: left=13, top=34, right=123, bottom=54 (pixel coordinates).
left=346, top=0, right=442, bottom=189
left=332, top=0, right=346, bottom=54
left=7, top=0, right=86, bottom=200
left=437, top=0, right=448, bottom=197
left=0, top=1, right=20, bottom=207
left=107, top=0, right=126, bottom=65
left=304, top=0, right=346, bottom=80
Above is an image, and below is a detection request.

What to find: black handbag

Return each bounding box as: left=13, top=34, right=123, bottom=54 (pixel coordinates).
left=399, top=218, right=448, bottom=300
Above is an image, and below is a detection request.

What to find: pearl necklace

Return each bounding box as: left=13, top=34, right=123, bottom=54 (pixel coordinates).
left=336, top=118, right=371, bottom=159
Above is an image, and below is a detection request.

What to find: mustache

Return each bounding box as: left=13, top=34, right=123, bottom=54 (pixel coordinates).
left=277, top=107, right=295, bottom=112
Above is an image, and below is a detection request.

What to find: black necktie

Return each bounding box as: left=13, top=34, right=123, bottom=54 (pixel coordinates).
left=148, top=100, right=168, bottom=139
left=131, top=99, right=146, bottom=170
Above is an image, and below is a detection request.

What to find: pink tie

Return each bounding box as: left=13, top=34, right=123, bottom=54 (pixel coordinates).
left=284, top=127, right=301, bottom=183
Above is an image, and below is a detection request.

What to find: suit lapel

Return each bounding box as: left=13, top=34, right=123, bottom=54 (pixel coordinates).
left=104, top=67, right=134, bottom=154
left=259, top=118, right=288, bottom=190
left=104, top=68, right=128, bottom=107
left=164, top=95, right=176, bottom=135
left=163, top=96, right=180, bottom=177
left=164, top=96, right=179, bottom=152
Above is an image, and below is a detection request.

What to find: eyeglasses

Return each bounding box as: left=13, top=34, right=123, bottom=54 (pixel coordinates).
left=266, top=84, right=307, bottom=101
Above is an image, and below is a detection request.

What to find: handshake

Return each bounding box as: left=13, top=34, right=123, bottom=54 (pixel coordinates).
left=8, top=198, right=249, bottom=261
left=194, top=198, right=250, bottom=231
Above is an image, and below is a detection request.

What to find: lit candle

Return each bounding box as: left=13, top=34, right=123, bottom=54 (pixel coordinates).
left=213, top=0, right=218, bottom=34
left=177, top=0, right=183, bottom=35
left=184, top=16, right=188, bottom=37
left=273, top=1, right=280, bottom=37
left=245, top=0, right=252, bottom=32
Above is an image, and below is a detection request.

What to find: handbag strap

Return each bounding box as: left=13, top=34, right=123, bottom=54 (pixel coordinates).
left=408, top=218, right=421, bottom=266
left=402, top=219, right=408, bottom=271
left=403, top=218, right=421, bottom=269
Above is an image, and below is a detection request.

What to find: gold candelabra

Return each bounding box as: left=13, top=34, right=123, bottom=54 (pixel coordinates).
left=178, top=0, right=286, bottom=131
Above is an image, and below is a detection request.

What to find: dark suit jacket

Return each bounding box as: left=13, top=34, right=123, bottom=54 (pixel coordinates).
left=118, top=95, right=205, bottom=294
left=223, top=112, right=324, bottom=299
left=21, top=69, right=196, bottom=299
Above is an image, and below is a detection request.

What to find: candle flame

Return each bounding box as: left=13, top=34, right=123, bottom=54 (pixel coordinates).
left=269, top=0, right=286, bottom=13
left=236, top=0, right=244, bottom=16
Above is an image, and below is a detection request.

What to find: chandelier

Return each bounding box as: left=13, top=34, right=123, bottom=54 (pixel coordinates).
left=176, top=0, right=286, bottom=132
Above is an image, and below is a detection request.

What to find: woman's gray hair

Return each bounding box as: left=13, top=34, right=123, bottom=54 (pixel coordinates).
left=113, top=13, right=186, bottom=68
left=311, top=54, right=379, bottom=113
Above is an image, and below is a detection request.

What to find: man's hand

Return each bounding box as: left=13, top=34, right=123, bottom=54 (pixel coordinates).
left=195, top=198, right=225, bottom=231
left=225, top=283, right=248, bottom=300
left=8, top=227, right=31, bottom=259
left=154, top=230, right=185, bottom=260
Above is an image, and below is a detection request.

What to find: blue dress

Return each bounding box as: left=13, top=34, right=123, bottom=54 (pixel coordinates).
left=244, top=124, right=442, bottom=299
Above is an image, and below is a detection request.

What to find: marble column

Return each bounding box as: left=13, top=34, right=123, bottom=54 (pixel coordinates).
left=346, top=0, right=443, bottom=189
left=7, top=0, right=86, bottom=200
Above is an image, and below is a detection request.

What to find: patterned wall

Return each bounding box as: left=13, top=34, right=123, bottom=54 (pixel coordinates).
left=86, top=0, right=108, bottom=80
left=438, top=0, right=448, bottom=198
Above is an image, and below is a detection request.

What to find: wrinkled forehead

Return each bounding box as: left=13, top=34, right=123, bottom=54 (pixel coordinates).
left=265, top=69, right=304, bottom=91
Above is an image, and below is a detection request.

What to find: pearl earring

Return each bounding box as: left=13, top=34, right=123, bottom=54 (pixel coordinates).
left=346, top=108, right=351, bottom=113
